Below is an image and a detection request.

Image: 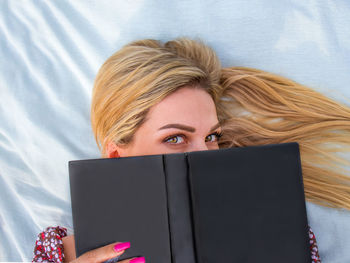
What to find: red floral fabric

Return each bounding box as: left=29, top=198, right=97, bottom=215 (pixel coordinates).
left=309, top=227, right=321, bottom=262
left=32, top=225, right=321, bottom=262
left=32, top=226, right=67, bottom=263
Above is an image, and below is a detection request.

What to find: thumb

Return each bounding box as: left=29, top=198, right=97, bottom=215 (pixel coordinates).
left=73, top=241, right=130, bottom=263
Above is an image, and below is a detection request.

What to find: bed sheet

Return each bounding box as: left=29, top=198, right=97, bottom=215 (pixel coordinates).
left=1, top=0, right=350, bottom=261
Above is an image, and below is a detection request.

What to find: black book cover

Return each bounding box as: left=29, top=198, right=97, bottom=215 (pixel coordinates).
left=69, top=142, right=311, bottom=263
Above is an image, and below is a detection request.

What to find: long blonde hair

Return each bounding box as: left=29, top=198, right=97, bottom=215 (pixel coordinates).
left=91, top=37, right=350, bottom=210
left=91, top=38, right=221, bottom=156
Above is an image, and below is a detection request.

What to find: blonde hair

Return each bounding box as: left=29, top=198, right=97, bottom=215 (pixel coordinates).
left=91, top=38, right=221, bottom=156
left=91, top=37, right=350, bottom=210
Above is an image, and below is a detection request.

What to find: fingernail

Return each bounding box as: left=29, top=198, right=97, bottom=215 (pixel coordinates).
left=113, top=242, right=131, bottom=252
left=130, top=257, right=146, bottom=263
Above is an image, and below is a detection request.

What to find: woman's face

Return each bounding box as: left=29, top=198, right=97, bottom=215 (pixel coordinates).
left=107, top=86, right=221, bottom=158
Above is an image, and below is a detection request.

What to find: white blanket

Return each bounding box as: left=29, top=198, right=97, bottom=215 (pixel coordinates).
left=1, top=0, right=350, bottom=261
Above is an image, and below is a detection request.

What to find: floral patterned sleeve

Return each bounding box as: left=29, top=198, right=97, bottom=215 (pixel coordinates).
left=32, top=226, right=67, bottom=263
left=32, top=225, right=321, bottom=262
left=309, top=226, right=321, bottom=262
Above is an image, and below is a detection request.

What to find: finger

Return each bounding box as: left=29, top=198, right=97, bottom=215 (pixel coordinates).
left=118, top=256, right=146, bottom=263
left=73, top=241, right=130, bottom=263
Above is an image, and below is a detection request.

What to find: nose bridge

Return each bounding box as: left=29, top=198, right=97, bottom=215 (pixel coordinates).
left=190, top=140, right=208, bottom=152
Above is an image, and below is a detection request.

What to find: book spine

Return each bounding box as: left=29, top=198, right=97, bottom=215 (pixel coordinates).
left=163, top=154, right=197, bottom=263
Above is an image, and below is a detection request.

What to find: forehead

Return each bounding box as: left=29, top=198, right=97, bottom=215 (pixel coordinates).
left=145, top=86, right=218, bottom=126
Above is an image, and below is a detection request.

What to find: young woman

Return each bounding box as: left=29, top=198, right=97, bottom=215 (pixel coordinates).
left=33, top=37, right=350, bottom=262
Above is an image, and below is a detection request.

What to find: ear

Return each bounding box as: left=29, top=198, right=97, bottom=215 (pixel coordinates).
left=106, top=141, right=120, bottom=158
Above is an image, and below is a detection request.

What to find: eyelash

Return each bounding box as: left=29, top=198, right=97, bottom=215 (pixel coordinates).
left=163, top=131, right=223, bottom=144
left=207, top=131, right=223, bottom=142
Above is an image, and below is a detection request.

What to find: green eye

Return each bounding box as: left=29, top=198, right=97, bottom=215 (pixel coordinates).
left=165, top=135, right=184, bottom=144
left=167, top=137, right=178, bottom=143
left=205, top=134, right=215, bottom=142
left=205, top=132, right=222, bottom=142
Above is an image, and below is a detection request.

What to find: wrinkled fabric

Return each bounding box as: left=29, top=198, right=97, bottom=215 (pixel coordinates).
left=1, top=0, right=350, bottom=262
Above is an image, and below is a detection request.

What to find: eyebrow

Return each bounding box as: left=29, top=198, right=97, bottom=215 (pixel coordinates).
left=158, top=122, right=221, bottom=133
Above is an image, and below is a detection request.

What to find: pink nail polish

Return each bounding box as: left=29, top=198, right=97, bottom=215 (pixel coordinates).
left=113, top=242, right=131, bottom=252
left=130, top=257, right=146, bottom=263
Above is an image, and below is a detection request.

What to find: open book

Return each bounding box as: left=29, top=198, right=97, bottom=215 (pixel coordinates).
left=69, top=142, right=311, bottom=263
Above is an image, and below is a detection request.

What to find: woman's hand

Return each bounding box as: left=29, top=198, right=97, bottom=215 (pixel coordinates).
left=70, top=242, right=145, bottom=263
left=63, top=235, right=145, bottom=263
